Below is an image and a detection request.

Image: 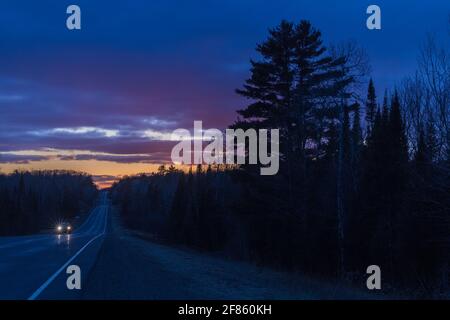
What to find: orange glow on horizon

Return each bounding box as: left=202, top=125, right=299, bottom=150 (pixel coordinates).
left=0, top=155, right=229, bottom=189
left=0, top=159, right=170, bottom=189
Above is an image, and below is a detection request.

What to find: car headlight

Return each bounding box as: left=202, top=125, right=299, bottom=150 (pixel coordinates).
left=57, top=225, right=62, bottom=231
left=67, top=226, right=71, bottom=230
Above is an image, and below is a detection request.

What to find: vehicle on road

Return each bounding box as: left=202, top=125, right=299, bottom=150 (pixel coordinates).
left=55, top=222, right=72, bottom=234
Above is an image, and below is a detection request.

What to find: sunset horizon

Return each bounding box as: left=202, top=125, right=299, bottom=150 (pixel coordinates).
left=0, top=0, right=449, bottom=303
left=2, top=1, right=448, bottom=188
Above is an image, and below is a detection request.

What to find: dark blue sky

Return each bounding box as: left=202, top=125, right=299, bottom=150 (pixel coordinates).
left=0, top=0, right=448, bottom=178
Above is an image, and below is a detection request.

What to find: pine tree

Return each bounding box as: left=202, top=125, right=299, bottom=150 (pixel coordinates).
left=381, top=91, right=389, bottom=129
left=236, top=20, right=354, bottom=161
left=389, top=91, right=408, bottom=165
left=169, top=173, right=187, bottom=242
left=336, top=103, right=352, bottom=275
left=350, top=103, right=363, bottom=194
left=342, top=105, right=351, bottom=163
left=235, top=20, right=355, bottom=223
left=365, top=79, right=377, bottom=135
left=379, top=91, right=408, bottom=281
left=351, top=103, right=363, bottom=151
left=235, top=20, right=296, bottom=132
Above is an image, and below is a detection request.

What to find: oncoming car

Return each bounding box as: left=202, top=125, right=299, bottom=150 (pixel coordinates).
left=55, top=222, right=72, bottom=234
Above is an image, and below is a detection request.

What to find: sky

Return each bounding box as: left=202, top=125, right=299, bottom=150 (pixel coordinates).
left=0, top=0, right=449, bottom=187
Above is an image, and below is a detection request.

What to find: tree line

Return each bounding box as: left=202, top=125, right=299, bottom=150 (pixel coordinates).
left=0, top=170, right=98, bottom=235
left=111, top=20, right=449, bottom=297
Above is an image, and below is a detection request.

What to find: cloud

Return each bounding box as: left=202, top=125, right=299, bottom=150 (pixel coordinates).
left=141, top=117, right=177, bottom=127
left=70, top=153, right=167, bottom=164
left=0, top=153, right=49, bottom=164
left=29, top=127, right=120, bottom=138
left=2, top=0, right=446, bottom=176
left=140, top=129, right=175, bottom=141
left=0, top=148, right=173, bottom=165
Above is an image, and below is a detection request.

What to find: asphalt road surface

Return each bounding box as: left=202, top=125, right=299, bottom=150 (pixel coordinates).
left=0, top=192, right=108, bottom=299
left=0, top=192, right=371, bottom=300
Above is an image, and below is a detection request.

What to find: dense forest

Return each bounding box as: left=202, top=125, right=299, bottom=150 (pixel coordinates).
left=0, top=170, right=98, bottom=235
left=111, top=20, right=450, bottom=297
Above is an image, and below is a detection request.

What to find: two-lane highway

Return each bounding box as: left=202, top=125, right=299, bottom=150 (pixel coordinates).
left=0, top=191, right=371, bottom=300
left=0, top=192, right=109, bottom=300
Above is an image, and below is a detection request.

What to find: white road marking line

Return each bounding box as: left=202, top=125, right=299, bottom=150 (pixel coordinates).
left=27, top=206, right=108, bottom=300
